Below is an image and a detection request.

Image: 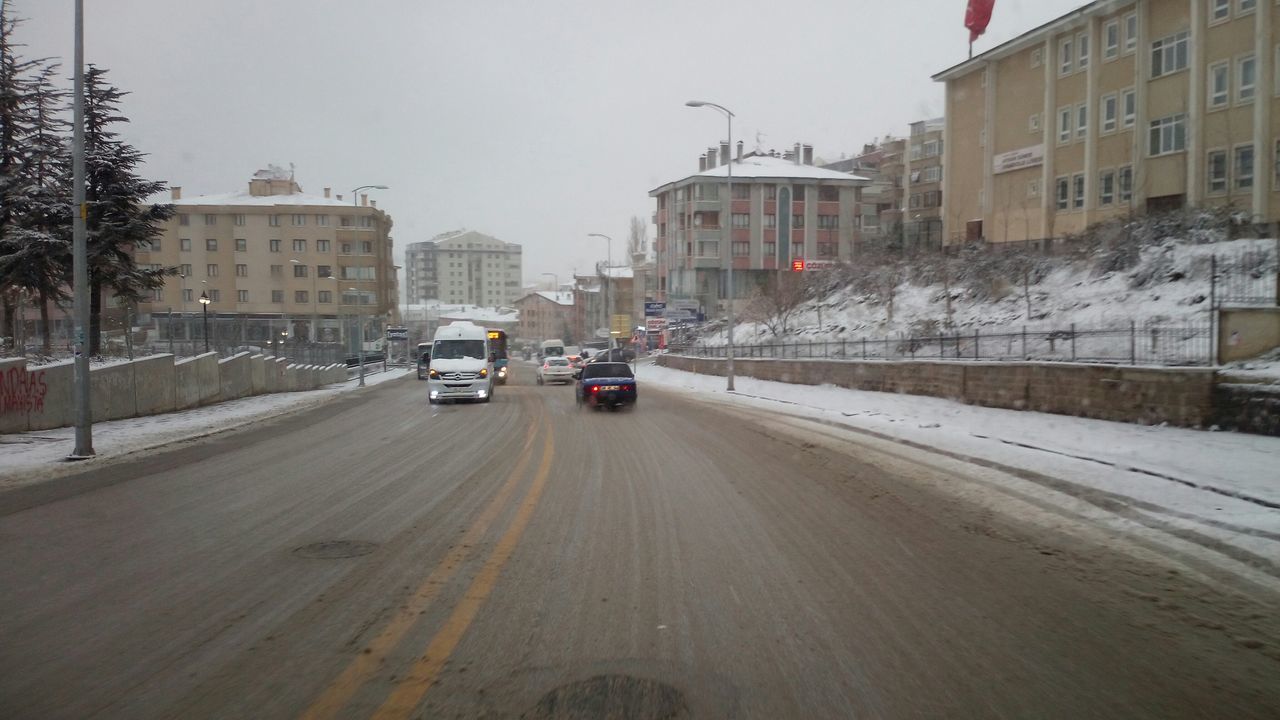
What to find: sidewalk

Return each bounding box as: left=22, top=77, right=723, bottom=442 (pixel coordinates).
left=0, top=367, right=413, bottom=489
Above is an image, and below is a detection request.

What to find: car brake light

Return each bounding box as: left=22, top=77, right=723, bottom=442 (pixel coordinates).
left=589, top=385, right=599, bottom=394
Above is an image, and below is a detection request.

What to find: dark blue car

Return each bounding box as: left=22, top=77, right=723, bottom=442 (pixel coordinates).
left=575, top=361, right=637, bottom=410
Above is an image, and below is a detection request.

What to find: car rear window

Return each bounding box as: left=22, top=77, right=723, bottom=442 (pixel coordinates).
left=583, top=363, right=633, bottom=379
left=547, top=357, right=570, bottom=366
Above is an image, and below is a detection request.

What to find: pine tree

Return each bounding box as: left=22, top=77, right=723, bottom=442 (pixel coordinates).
left=0, top=0, right=42, bottom=346
left=81, top=64, right=174, bottom=355
left=0, top=61, right=72, bottom=352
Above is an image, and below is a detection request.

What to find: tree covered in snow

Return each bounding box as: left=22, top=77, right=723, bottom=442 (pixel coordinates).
left=0, top=0, right=43, bottom=343
left=81, top=64, right=174, bottom=354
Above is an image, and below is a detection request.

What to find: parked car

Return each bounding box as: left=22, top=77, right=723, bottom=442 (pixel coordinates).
left=535, top=356, right=575, bottom=385
left=575, top=361, right=637, bottom=410
left=586, top=347, right=636, bottom=364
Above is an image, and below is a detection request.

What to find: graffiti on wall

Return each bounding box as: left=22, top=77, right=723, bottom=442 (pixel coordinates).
left=0, top=367, right=47, bottom=414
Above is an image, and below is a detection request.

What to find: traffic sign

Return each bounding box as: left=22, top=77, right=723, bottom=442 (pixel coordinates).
left=645, top=318, right=666, bottom=333
left=385, top=326, right=409, bottom=340
left=644, top=301, right=666, bottom=317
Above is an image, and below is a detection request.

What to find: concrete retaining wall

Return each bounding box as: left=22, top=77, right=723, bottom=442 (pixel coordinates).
left=25, top=360, right=73, bottom=431
left=249, top=355, right=267, bottom=395
left=659, top=355, right=1218, bottom=429
left=1219, top=307, right=1280, bottom=363
left=90, top=361, right=137, bottom=422
left=133, top=354, right=177, bottom=417
left=218, top=353, right=253, bottom=403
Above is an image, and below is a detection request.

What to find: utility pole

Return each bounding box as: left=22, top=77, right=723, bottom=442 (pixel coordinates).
left=69, top=0, right=93, bottom=458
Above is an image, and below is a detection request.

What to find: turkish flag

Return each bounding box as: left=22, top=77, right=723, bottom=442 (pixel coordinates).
left=965, top=0, right=995, bottom=43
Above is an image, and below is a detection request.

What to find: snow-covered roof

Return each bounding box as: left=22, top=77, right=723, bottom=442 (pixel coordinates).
left=601, top=266, right=634, bottom=279
left=172, top=191, right=360, bottom=208
left=651, top=154, right=868, bottom=194
left=400, top=303, right=519, bottom=324
left=535, top=291, right=574, bottom=306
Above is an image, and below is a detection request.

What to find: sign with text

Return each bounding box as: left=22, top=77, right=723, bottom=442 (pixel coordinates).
left=385, top=327, right=409, bottom=340
left=645, top=318, right=666, bottom=333
left=611, top=313, right=632, bottom=335
left=993, top=144, right=1044, bottom=174
left=644, top=301, right=666, bottom=317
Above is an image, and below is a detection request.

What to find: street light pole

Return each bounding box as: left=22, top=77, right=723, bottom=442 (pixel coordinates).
left=349, top=185, right=388, bottom=387
left=685, top=99, right=736, bottom=391
left=199, top=291, right=211, bottom=353
left=69, top=0, right=93, bottom=458
left=587, top=233, right=612, bottom=347
left=348, top=286, right=365, bottom=386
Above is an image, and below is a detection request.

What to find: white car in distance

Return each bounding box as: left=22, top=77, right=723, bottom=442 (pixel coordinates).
left=536, top=356, right=575, bottom=385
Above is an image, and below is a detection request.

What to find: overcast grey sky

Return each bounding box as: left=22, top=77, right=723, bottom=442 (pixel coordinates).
left=16, top=0, right=1085, bottom=289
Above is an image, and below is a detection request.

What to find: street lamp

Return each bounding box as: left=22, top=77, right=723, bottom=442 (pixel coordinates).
left=198, top=290, right=211, bottom=354
left=587, top=233, right=613, bottom=347
left=685, top=99, right=736, bottom=391
left=348, top=286, right=366, bottom=387
left=350, top=185, right=387, bottom=386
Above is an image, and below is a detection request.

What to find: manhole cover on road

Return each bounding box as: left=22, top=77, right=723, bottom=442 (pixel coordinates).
left=521, top=675, right=687, bottom=720
left=292, top=540, right=377, bottom=559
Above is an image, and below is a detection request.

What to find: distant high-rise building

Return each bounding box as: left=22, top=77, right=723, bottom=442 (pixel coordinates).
left=403, top=230, right=522, bottom=307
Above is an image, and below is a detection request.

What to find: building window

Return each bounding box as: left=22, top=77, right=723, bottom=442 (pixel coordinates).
left=292, top=239, right=307, bottom=252
left=697, top=241, right=719, bottom=257
left=318, top=264, right=331, bottom=278
left=1076, top=103, right=1088, bottom=139
left=1238, top=0, right=1255, bottom=14
left=764, top=214, right=777, bottom=228
left=316, top=214, right=329, bottom=227
left=1059, top=37, right=1073, bottom=75
left=182, top=288, right=193, bottom=302
left=1211, top=0, right=1231, bottom=22
left=206, top=238, right=217, bottom=251
left=1209, top=61, right=1230, bottom=108
left=1058, top=106, right=1072, bottom=144
left=235, top=238, right=247, bottom=252
left=204, top=214, right=216, bottom=226
left=1029, top=113, right=1040, bottom=133
left=1119, top=166, right=1133, bottom=202
left=269, top=239, right=281, bottom=252
left=1235, top=144, right=1254, bottom=189
left=1149, top=114, right=1187, bottom=156
left=791, top=214, right=805, bottom=228
left=1099, top=170, right=1116, bottom=205
left=818, top=185, right=840, bottom=201
left=291, top=214, right=306, bottom=226
left=732, top=240, right=749, bottom=257
left=341, top=243, right=352, bottom=255
left=317, top=239, right=329, bottom=253
left=178, top=214, right=189, bottom=226
left=269, top=215, right=281, bottom=227
left=180, top=238, right=191, bottom=252
left=1077, top=32, right=1089, bottom=70
left=817, top=214, right=840, bottom=229
left=732, top=185, right=750, bottom=200
left=238, top=290, right=249, bottom=303
left=1031, top=47, right=1042, bottom=68
left=270, top=264, right=283, bottom=277
left=1122, top=88, right=1136, bottom=128
left=763, top=241, right=776, bottom=257
left=1056, top=177, right=1069, bottom=210
left=151, top=288, right=163, bottom=302
left=318, top=290, right=332, bottom=304
left=1104, top=20, right=1119, bottom=59
left=179, top=263, right=192, bottom=276
left=235, top=263, right=247, bottom=277
left=358, top=216, right=373, bottom=228
left=923, top=166, right=941, bottom=182
left=1101, top=94, right=1118, bottom=133
left=1208, top=150, right=1229, bottom=194
left=207, top=289, right=220, bottom=303
left=295, top=290, right=308, bottom=304
left=923, top=140, right=940, bottom=157
left=732, top=213, right=750, bottom=228
left=1072, top=174, right=1085, bottom=209
left=233, top=213, right=245, bottom=226
left=272, top=290, right=284, bottom=303
left=361, top=241, right=373, bottom=254
left=1124, top=13, right=1138, bottom=54
left=1151, top=31, right=1189, bottom=79
left=206, top=263, right=219, bottom=277
left=1238, top=55, right=1256, bottom=103
left=293, top=264, right=308, bottom=278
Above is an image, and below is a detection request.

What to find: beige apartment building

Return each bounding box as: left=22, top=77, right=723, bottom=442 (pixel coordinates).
left=934, top=0, right=1280, bottom=246
left=905, top=118, right=945, bottom=249
left=406, top=230, right=523, bottom=307
left=134, top=167, right=399, bottom=350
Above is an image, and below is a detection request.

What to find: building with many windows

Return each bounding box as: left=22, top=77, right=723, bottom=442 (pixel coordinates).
left=906, top=118, right=945, bottom=249
left=404, top=230, right=522, bottom=307
left=134, top=166, right=398, bottom=349
left=934, top=0, right=1280, bottom=246
left=650, top=143, right=867, bottom=314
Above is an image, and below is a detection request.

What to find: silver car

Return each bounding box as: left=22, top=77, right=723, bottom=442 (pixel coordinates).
left=535, top=356, right=575, bottom=385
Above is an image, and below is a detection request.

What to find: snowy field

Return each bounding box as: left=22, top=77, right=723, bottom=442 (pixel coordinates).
left=0, top=367, right=413, bottom=488
left=639, top=361, right=1280, bottom=588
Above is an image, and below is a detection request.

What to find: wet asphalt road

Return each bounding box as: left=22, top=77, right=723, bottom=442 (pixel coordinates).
left=1, top=362, right=1278, bottom=719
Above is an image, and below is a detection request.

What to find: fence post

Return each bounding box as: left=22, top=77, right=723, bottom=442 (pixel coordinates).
left=1209, top=253, right=1218, bottom=365
left=1130, top=320, right=1136, bottom=365
left=974, top=329, right=980, bottom=360
left=841, top=339, right=846, bottom=357
left=1070, top=323, right=1076, bottom=361
left=862, top=337, right=867, bottom=359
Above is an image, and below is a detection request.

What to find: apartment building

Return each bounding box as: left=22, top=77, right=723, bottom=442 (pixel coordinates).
left=514, top=291, right=575, bottom=343
left=650, top=142, right=867, bottom=313
left=906, top=118, right=945, bottom=249
left=134, top=166, right=398, bottom=347
left=823, top=138, right=908, bottom=248
left=934, top=0, right=1280, bottom=246
left=409, top=230, right=522, bottom=307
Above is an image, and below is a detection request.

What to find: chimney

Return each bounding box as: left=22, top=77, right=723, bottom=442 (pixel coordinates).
left=361, top=193, right=368, bottom=207
left=323, top=187, right=331, bottom=199
left=719, top=141, right=730, bottom=166
left=370, top=200, right=377, bottom=209
left=737, top=140, right=744, bottom=161
left=699, top=154, right=707, bottom=172
left=707, top=146, right=718, bottom=167
left=803, top=144, right=814, bottom=165
left=794, top=143, right=802, bottom=165
left=171, top=186, right=182, bottom=200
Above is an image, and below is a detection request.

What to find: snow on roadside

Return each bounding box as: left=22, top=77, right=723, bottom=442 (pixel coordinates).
left=639, top=362, right=1280, bottom=560
left=0, top=367, right=414, bottom=487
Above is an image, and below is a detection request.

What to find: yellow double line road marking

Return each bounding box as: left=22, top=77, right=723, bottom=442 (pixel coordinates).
left=300, top=399, right=556, bottom=720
